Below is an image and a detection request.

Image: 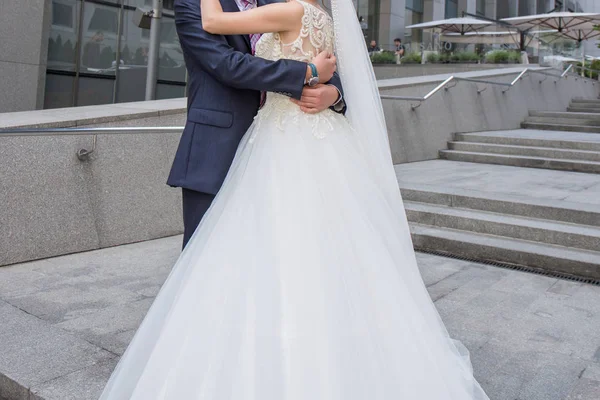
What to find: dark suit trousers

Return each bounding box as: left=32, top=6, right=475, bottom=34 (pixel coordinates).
left=182, top=189, right=216, bottom=249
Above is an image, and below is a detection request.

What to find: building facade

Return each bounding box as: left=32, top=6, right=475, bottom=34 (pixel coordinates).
left=1, top=0, right=184, bottom=113
left=1, top=0, right=599, bottom=113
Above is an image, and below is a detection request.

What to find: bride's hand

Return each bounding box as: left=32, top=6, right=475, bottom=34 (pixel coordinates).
left=312, top=51, right=337, bottom=83
left=291, top=84, right=340, bottom=114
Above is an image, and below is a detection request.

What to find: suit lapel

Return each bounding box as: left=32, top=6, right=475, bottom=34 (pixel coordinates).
left=221, top=0, right=252, bottom=51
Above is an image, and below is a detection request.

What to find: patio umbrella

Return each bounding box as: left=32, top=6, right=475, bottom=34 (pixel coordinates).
left=501, top=12, right=600, bottom=37
left=501, top=12, right=600, bottom=76
left=406, top=17, right=494, bottom=35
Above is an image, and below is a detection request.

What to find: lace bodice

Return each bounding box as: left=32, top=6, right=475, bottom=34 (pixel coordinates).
left=250, top=0, right=339, bottom=142
left=255, top=0, right=334, bottom=62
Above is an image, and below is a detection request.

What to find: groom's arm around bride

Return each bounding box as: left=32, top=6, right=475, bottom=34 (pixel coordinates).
left=168, top=0, right=345, bottom=249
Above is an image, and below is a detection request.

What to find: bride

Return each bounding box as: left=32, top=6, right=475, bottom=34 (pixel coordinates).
left=99, top=0, right=490, bottom=398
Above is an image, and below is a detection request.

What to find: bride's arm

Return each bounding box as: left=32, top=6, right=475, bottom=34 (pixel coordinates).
left=201, top=0, right=303, bottom=35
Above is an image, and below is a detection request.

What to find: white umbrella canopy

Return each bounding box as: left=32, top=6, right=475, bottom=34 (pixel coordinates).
left=501, top=12, right=600, bottom=42
left=502, top=12, right=600, bottom=76
left=406, top=17, right=494, bottom=35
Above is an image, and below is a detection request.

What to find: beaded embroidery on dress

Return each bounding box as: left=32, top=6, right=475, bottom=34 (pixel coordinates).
left=255, top=0, right=334, bottom=63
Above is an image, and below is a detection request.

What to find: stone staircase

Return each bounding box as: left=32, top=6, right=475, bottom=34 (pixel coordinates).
left=440, top=129, right=600, bottom=173
left=521, top=98, right=600, bottom=133
left=440, top=98, right=600, bottom=173
left=568, top=98, right=600, bottom=113
left=395, top=159, right=600, bottom=280
left=409, top=98, right=600, bottom=279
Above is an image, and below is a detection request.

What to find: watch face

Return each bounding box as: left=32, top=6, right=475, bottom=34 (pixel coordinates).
left=308, top=77, right=320, bottom=87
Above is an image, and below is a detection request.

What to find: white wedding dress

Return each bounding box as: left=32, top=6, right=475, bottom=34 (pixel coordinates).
left=99, top=1, right=489, bottom=399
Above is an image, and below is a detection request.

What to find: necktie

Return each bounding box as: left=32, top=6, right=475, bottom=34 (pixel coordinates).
left=240, top=0, right=266, bottom=107
left=240, top=0, right=261, bottom=55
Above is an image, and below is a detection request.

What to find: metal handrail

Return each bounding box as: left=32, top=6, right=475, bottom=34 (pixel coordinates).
left=0, top=126, right=184, bottom=160
left=0, top=126, right=183, bottom=136
left=380, top=65, right=591, bottom=109
left=570, top=64, right=600, bottom=79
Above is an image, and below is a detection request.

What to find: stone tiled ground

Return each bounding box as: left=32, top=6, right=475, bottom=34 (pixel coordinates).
left=0, top=236, right=599, bottom=400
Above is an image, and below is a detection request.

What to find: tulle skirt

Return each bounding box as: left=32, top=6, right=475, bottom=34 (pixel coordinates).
left=99, top=100, right=489, bottom=399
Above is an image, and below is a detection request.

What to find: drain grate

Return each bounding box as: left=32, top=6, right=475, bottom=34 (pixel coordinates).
left=416, top=249, right=600, bottom=287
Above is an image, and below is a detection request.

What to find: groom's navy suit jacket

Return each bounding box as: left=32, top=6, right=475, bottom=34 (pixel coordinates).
left=168, top=0, right=345, bottom=195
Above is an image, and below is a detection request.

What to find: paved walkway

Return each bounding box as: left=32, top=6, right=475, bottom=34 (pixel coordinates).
left=0, top=236, right=599, bottom=400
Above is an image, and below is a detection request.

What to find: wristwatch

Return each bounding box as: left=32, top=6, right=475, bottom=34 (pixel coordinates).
left=307, top=63, right=320, bottom=87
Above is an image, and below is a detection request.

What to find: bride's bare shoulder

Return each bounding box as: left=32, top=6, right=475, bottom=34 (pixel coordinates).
left=279, top=0, right=305, bottom=14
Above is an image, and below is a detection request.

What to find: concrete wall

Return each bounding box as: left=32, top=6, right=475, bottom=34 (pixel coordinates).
left=0, top=0, right=50, bottom=113
left=1, top=100, right=187, bottom=266
left=380, top=68, right=600, bottom=164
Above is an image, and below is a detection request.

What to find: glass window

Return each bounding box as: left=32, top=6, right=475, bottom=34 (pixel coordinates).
left=52, top=2, right=74, bottom=28
left=476, top=0, right=486, bottom=16
left=80, top=3, right=118, bottom=73
left=48, top=0, right=80, bottom=72
left=128, top=0, right=175, bottom=10
left=88, top=8, right=119, bottom=34
left=45, top=0, right=185, bottom=108
left=156, top=83, right=185, bottom=100
left=116, top=4, right=150, bottom=102
left=445, top=0, right=458, bottom=18
left=44, top=73, right=75, bottom=109
left=355, top=0, right=380, bottom=47
left=405, top=0, right=423, bottom=13
left=405, top=0, right=424, bottom=48
left=404, top=9, right=423, bottom=46
left=158, top=17, right=186, bottom=83
left=77, top=76, right=115, bottom=106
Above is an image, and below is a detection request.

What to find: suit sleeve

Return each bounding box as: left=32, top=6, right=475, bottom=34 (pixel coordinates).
left=175, top=2, right=306, bottom=100
left=327, top=73, right=346, bottom=114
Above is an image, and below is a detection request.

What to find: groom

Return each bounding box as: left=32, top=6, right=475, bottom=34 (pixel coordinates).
left=168, top=0, right=346, bottom=248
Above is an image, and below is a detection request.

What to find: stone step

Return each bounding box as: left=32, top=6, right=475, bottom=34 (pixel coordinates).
left=521, top=122, right=600, bottom=133
left=529, top=110, right=600, bottom=121
left=571, top=98, right=600, bottom=105
left=524, top=116, right=600, bottom=127
left=447, top=141, right=600, bottom=161
left=439, top=149, right=600, bottom=173
left=410, top=224, right=600, bottom=279
left=398, top=182, right=600, bottom=228
left=404, top=201, right=600, bottom=251
left=455, top=131, right=600, bottom=151
left=567, top=107, right=600, bottom=113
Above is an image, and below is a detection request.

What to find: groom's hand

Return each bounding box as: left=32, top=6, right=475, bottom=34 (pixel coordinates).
left=310, top=52, right=337, bottom=83
left=291, top=84, right=340, bottom=114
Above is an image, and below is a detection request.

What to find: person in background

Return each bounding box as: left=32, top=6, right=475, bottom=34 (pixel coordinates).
left=394, top=38, right=405, bottom=57
left=359, top=15, right=368, bottom=30
left=82, top=30, right=104, bottom=68
left=368, top=39, right=380, bottom=54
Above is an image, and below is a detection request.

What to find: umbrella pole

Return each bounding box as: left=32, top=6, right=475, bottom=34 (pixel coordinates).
left=580, top=39, right=585, bottom=78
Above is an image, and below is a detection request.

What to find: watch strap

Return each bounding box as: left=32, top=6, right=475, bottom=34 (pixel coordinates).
left=308, top=63, right=318, bottom=79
